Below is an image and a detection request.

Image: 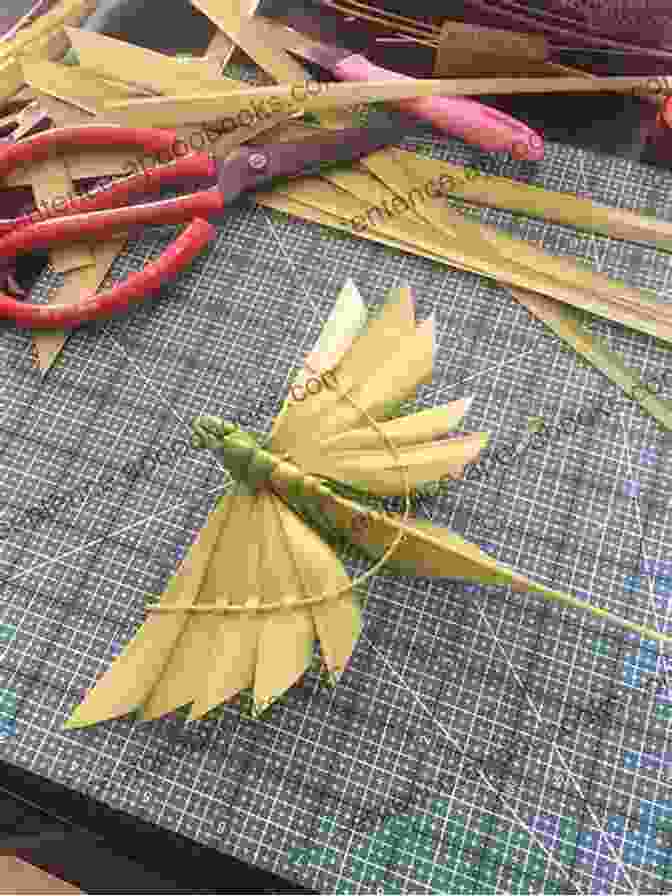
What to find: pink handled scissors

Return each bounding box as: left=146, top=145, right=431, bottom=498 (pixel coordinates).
left=255, top=14, right=545, bottom=160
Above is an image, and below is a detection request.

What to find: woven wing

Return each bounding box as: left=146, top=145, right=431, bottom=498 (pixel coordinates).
left=65, top=486, right=360, bottom=728
left=269, top=279, right=488, bottom=494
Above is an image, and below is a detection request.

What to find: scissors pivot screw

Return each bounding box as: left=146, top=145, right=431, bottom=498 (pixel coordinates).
left=248, top=153, right=269, bottom=171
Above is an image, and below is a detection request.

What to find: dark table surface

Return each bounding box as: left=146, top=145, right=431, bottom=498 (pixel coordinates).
left=1, top=1, right=671, bottom=894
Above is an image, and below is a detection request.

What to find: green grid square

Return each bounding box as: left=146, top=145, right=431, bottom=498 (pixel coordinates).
left=462, top=830, right=482, bottom=850
left=559, top=819, right=579, bottom=839
left=414, top=857, right=435, bottom=883
left=488, top=840, right=514, bottom=864
left=477, top=865, right=499, bottom=886
left=451, top=871, right=480, bottom=894
left=557, top=841, right=577, bottom=862
left=592, top=639, right=610, bottom=655
left=443, top=815, right=465, bottom=834
left=439, top=843, right=464, bottom=867
left=349, top=858, right=371, bottom=880
left=367, top=842, right=397, bottom=865
left=431, top=864, right=459, bottom=889
left=0, top=691, right=16, bottom=715
left=654, top=861, right=672, bottom=881
left=524, top=855, right=548, bottom=876
left=414, top=814, right=435, bottom=836
left=377, top=882, right=404, bottom=894
left=321, top=816, right=338, bottom=836
left=386, top=816, right=414, bottom=838
left=410, top=840, right=435, bottom=861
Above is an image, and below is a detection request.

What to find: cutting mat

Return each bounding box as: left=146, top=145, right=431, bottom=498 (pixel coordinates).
left=0, top=118, right=671, bottom=896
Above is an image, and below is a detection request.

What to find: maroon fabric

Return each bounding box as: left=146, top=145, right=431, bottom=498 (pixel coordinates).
left=440, top=0, right=672, bottom=72
left=527, top=0, right=672, bottom=47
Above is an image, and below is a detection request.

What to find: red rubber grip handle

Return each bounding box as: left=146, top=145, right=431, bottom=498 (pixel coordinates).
left=0, top=188, right=225, bottom=260
left=0, top=126, right=219, bottom=328
left=0, top=125, right=180, bottom=179
left=0, top=218, right=216, bottom=329
left=0, top=152, right=216, bottom=238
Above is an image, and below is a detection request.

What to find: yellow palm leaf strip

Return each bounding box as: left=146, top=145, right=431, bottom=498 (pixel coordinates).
left=308, top=282, right=423, bottom=438
left=139, top=491, right=259, bottom=721
left=68, top=18, right=348, bottom=135
left=0, top=108, right=20, bottom=132
left=63, top=489, right=237, bottom=730
left=186, top=493, right=267, bottom=720
left=359, top=148, right=672, bottom=327
left=0, top=1, right=95, bottom=107
left=318, top=160, right=672, bottom=343
left=319, top=398, right=474, bottom=452
left=320, top=165, right=459, bottom=242
left=310, top=431, right=489, bottom=496
left=511, top=286, right=672, bottom=430
left=316, top=490, right=672, bottom=644
left=255, top=498, right=362, bottom=688
left=294, top=278, right=369, bottom=389
left=402, top=149, right=672, bottom=253
left=254, top=184, right=557, bottom=294
left=321, top=0, right=439, bottom=41
left=254, top=190, right=473, bottom=267
left=265, top=172, right=454, bottom=251
left=476, top=217, right=672, bottom=328
left=255, top=181, right=672, bottom=342
left=252, top=189, right=504, bottom=295
left=253, top=187, right=672, bottom=343
left=221, top=15, right=360, bottom=129
left=257, top=491, right=360, bottom=685
left=313, top=313, right=436, bottom=444
left=102, top=75, right=672, bottom=128
left=22, top=59, right=139, bottom=114
left=315, top=487, right=534, bottom=585
left=330, top=281, right=417, bottom=382
left=191, top=0, right=308, bottom=84
left=29, top=151, right=94, bottom=273
left=0, top=0, right=96, bottom=63
left=22, top=89, right=101, bottom=279
left=269, top=279, right=369, bottom=454
left=191, top=0, right=262, bottom=70
left=35, top=236, right=128, bottom=371
left=65, top=26, right=298, bottom=144
left=315, top=161, right=552, bottom=282
left=64, top=26, right=243, bottom=94
left=249, top=493, right=327, bottom=715
left=0, top=59, right=26, bottom=107
left=269, top=278, right=418, bottom=462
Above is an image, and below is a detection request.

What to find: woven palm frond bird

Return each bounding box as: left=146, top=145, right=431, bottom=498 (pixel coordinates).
left=64, top=279, right=672, bottom=729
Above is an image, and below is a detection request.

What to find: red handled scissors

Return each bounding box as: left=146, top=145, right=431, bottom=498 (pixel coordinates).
left=0, top=122, right=399, bottom=328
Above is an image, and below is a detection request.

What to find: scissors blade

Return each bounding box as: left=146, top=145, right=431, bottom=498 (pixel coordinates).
left=215, top=124, right=402, bottom=204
